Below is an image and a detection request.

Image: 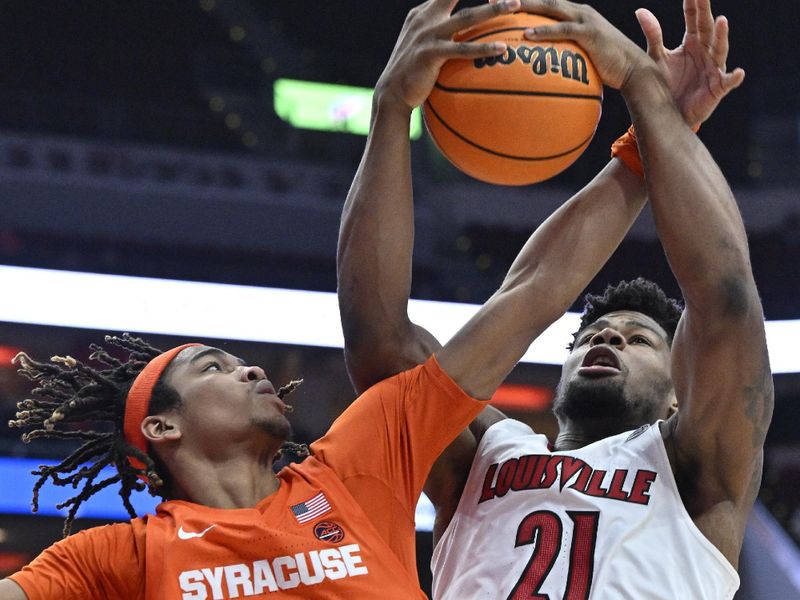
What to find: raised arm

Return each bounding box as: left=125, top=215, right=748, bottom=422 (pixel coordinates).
left=435, top=0, right=746, bottom=400
left=338, top=0, right=648, bottom=531
left=436, top=159, right=648, bottom=398
left=337, top=93, right=440, bottom=395
left=337, top=0, right=644, bottom=396
left=338, top=0, right=521, bottom=394
left=521, top=0, right=771, bottom=564
left=628, top=0, right=771, bottom=559
left=339, top=0, right=741, bottom=397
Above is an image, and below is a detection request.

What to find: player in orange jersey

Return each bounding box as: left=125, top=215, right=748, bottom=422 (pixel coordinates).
left=0, top=8, right=600, bottom=599
left=1, top=328, right=489, bottom=599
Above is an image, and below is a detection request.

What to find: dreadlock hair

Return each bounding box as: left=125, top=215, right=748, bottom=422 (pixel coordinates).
left=9, top=333, right=307, bottom=537
left=569, top=278, right=684, bottom=350
left=274, top=379, right=308, bottom=462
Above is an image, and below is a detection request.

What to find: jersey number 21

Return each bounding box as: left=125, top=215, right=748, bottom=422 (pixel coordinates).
left=507, top=510, right=600, bottom=600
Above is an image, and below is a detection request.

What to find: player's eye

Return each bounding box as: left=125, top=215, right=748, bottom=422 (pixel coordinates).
left=630, top=335, right=651, bottom=346
left=577, top=333, right=594, bottom=346
left=203, top=362, right=223, bottom=372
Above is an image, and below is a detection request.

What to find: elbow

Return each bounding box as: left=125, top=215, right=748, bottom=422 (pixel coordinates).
left=716, top=273, right=760, bottom=320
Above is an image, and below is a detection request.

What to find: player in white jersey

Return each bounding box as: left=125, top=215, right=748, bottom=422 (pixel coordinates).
left=431, top=280, right=743, bottom=599
left=338, top=0, right=771, bottom=598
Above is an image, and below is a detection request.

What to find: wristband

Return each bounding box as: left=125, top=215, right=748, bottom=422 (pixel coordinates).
left=611, top=123, right=701, bottom=178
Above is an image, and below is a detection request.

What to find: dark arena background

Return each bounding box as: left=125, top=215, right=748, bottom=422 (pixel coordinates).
left=0, top=0, right=798, bottom=597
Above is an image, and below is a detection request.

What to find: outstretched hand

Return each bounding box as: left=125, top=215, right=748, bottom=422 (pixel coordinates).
left=375, top=0, right=520, bottom=112
left=519, top=0, right=653, bottom=90
left=635, top=0, right=745, bottom=127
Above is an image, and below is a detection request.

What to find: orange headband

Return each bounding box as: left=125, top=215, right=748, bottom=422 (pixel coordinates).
left=123, top=343, right=201, bottom=472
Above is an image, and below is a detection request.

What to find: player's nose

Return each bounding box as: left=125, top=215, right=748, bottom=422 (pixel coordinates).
left=590, top=327, right=626, bottom=348
left=239, top=365, right=267, bottom=382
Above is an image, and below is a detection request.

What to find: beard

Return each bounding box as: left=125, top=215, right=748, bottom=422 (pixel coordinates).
left=553, top=374, right=673, bottom=428
left=554, top=377, right=630, bottom=422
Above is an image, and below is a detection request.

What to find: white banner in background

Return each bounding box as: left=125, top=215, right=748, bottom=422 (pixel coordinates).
left=0, top=265, right=795, bottom=373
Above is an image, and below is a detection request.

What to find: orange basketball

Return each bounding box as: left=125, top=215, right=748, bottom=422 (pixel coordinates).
left=424, top=13, right=603, bottom=186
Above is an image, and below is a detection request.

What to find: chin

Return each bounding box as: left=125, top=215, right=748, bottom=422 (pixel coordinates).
left=255, top=415, right=293, bottom=442
left=554, top=373, right=673, bottom=430
left=553, top=376, right=630, bottom=422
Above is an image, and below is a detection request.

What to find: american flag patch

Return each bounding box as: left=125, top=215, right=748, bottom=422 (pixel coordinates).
left=290, top=492, right=332, bottom=525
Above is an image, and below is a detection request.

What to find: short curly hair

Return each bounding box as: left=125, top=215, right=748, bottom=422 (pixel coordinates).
left=570, top=278, right=684, bottom=350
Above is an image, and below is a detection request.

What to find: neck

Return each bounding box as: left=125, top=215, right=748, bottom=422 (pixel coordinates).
left=165, top=448, right=283, bottom=509
left=554, top=418, right=641, bottom=451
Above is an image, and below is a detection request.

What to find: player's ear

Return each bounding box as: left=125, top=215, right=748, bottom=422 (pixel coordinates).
left=141, top=414, right=182, bottom=444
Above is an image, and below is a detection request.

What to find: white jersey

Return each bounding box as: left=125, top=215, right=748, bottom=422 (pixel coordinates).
left=431, top=419, right=739, bottom=600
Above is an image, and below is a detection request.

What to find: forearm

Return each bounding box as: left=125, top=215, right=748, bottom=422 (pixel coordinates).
left=626, top=67, right=771, bottom=496
left=439, top=158, right=646, bottom=398
left=495, top=159, right=647, bottom=347
left=337, top=0, right=523, bottom=393
left=338, top=95, right=415, bottom=324
left=503, top=158, right=645, bottom=310
left=623, top=68, right=755, bottom=313
left=337, top=95, right=429, bottom=390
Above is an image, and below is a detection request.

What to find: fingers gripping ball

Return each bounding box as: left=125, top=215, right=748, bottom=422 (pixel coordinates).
left=424, top=13, right=603, bottom=186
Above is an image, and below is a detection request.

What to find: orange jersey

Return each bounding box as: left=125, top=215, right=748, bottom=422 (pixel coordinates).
left=10, top=356, right=485, bottom=599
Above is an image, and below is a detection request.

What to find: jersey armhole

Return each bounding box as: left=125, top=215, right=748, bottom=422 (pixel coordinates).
left=649, top=422, right=741, bottom=584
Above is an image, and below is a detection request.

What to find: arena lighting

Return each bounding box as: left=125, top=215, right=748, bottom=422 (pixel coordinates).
left=0, top=345, right=21, bottom=368
left=273, top=78, right=423, bottom=139
left=0, top=457, right=436, bottom=531
left=0, top=265, right=798, bottom=372
left=0, top=552, right=27, bottom=574
left=491, top=384, right=553, bottom=411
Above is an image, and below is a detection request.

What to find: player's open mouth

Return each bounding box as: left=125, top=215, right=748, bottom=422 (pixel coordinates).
left=578, top=347, right=621, bottom=377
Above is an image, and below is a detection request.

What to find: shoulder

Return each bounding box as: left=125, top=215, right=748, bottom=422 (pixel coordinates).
left=359, top=355, right=456, bottom=395
left=52, top=520, right=146, bottom=564
left=478, top=418, right=537, bottom=447
left=10, top=520, right=145, bottom=600
left=328, top=355, right=482, bottom=429
left=397, top=354, right=486, bottom=409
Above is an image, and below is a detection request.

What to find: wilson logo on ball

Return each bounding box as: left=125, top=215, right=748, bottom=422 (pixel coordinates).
left=473, top=45, right=590, bottom=85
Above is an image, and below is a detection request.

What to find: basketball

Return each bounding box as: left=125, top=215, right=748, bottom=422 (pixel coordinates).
left=424, top=13, right=603, bottom=186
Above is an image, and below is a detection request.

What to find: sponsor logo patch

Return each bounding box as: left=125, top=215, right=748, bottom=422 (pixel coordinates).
left=314, top=520, right=345, bottom=543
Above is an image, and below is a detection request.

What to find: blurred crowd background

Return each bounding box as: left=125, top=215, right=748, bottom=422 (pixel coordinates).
left=0, top=1, right=797, bottom=596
